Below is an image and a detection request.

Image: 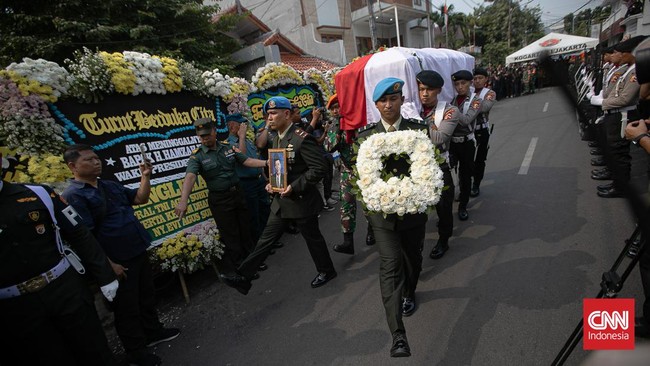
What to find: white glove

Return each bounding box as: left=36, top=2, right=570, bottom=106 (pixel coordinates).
left=586, top=89, right=594, bottom=99
left=590, top=94, right=604, bottom=106
left=100, top=279, right=119, bottom=302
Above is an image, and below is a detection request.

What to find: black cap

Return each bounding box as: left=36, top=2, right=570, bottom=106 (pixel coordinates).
left=451, top=70, right=473, bottom=81
left=614, top=35, right=648, bottom=53
left=473, top=67, right=488, bottom=77
left=416, top=70, right=444, bottom=88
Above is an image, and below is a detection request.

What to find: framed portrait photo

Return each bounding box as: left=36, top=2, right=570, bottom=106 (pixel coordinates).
left=268, top=148, right=288, bottom=192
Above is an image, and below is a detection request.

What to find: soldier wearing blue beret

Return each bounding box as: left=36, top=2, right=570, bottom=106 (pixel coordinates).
left=221, top=95, right=337, bottom=295
left=356, top=77, right=430, bottom=358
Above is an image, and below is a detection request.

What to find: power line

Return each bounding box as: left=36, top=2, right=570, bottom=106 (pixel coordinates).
left=545, top=0, right=595, bottom=28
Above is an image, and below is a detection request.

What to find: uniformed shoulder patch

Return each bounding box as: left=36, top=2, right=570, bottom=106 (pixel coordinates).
left=191, top=148, right=200, bottom=155
left=444, top=108, right=455, bottom=120
left=486, top=91, right=496, bottom=100
left=17, top=196, right=38, bottom=203
left=471, top=99, right=481, bottom=110
left=358, top=124, right=376, bottom=134
left=630, top=74, right=637, bottom=83
left=610, top=73, right=621, bottom=83
left=294, top=128, right=309, bottom=139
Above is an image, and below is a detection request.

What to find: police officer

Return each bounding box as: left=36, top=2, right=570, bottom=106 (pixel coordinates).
left=0, top=175, right=118, bottom=365
left=416, top=70, right=460, bottom=260
left=355, top=77, right=429, bottom=358
left=592, top=36, right=644, bottom=198
left=220, top=96, right=337, bottom=295
left=225, top=113, right=271, bottom=245
left=470, top=67, right=497, bottom=197
left=175, top=118, right=269, bottom=277
left=450, top=70, right=482, bottom=220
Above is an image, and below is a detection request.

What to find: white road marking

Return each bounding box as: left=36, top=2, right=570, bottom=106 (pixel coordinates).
left=518, top=137, right=538, bottom=175
left=543, top=102, right=549, bottom=112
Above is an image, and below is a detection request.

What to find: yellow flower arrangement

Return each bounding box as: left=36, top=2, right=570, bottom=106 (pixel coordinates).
left=152, top=220, right=224, bottom=273
left=99, top=52, right=136, bottom=95
left=155, top=56, right=183, bottom=93
left=27, top=154, right=72, bottom=183
left=252, top=62, right=304, bottom=91
left=0, top=70, right=57, bottom=103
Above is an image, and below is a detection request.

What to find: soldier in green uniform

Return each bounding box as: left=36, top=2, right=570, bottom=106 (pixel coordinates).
left=175, top=118, right=269, bottom=278
left=327, top=94, right=375, bottom=255
left=220, top=96, right=337, bottom=295
left=0, top=172, right=118, bottom=365
left=355, top=77, right=429, bottom=358
left=416, top=70, right=460, bottom=260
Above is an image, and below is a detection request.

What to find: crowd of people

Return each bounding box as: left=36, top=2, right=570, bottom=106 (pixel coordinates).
left=572, top=34, right=650, bottom=338
left=485, top=62, right=541, bottom=100
left=0, top=62, right=500, bottom=363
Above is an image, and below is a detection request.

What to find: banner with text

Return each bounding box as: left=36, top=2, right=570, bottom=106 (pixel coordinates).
left=52, top=91, right=228, bottom=244
left=247, top=84, right=324, bottom=129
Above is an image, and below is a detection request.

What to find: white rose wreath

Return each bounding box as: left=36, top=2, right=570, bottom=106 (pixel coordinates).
left=355, top=130, right=445, bottom=216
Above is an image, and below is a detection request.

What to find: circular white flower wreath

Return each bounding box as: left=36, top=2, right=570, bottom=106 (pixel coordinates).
left=356, top=130, right=445, bottom=216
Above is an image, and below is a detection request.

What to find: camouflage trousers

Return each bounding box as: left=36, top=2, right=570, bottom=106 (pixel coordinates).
left=340, top=167, right=357, bottom=233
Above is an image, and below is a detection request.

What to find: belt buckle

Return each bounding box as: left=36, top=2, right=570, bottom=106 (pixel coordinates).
left=17, top=275, right=47, bottom=294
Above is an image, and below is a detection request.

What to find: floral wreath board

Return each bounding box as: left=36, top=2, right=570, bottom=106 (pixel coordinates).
left=355, top=130, right=445, bottom=216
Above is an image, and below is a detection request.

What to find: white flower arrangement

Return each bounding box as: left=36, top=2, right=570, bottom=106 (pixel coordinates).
left=6, top=57, right=71, bottom=99
left=152, top=219, right=225, bottom=274
left=251, top=62, right=303, bottom=91
left=303, top=68, right=332, bottom=100
left=65, top=47, right=114, bottom=103
left=356, top=130, right=444, bottom=216
left=123, top=51, right=166, bottom=95
left=177, top=60, right=205, bottom=93
left=201, top=68, right=230, bottom=98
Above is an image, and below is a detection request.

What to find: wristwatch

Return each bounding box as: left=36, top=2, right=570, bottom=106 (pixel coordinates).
left=632, top=133, right=650, bottom=146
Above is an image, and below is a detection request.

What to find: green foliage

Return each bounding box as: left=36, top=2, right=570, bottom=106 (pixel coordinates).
left=0, top=0, right=242, bottom=72
left=562, top=6, right=611, bottom=37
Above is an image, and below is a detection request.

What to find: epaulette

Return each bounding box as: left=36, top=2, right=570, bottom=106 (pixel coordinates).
left=191, top=148, right=200, bottom=155
left=358, top=124, right=376, bottom=134
left=294, top=128, right=309, bottom=139
left=406, top=118, right=427, bottom=126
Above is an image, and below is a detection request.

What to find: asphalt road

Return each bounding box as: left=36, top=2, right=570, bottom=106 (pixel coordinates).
left=115, top=87, right=650, bottom=365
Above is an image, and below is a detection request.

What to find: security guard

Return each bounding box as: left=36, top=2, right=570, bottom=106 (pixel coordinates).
left=0, top=177, right=117, bottom=365
left=175, top=118, right=269, bottom=277
left=592, top=36, right=644, bottom=198
left=221, top=96, right=337, bottom=295
left=416, top=70, right=460, bottom=260
left=225, top=113, right=271, bottom=245
left=470, top=67, right=497, bottom=197
left=450, top=70, right=482, bottom=220
left=355, top=77, right=429, bottom=358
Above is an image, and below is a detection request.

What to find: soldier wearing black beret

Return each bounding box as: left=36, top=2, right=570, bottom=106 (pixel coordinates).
left=471, top=68, right=497, bottom=198
left=450, top=70, right=482, bottom=221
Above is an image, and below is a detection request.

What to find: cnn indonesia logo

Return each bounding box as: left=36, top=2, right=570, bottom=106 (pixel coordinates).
left=583, top=298, right=635, bottom=350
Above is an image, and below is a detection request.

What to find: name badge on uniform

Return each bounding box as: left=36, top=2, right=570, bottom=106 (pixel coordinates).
left=224, top=150, right=236, bottom=160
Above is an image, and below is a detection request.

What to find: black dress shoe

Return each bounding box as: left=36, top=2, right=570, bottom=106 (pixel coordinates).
left=591, top=171, right=613, bottom=180
left=588, top=141, right=599, bottom=147
left=220, top=273, right=252, bottom=295
left=285, top=223, right=300, bottom=234
left=470, top=185, right=480, bottom=197
left=597, top=182, right=613, bottom=192
left=597, top=187, right=625, bottom=198
left=458, top=207, right=469, bottom=221
left=430, top=240, right=449, bottom=259
left=401, top=297, right=416, bottom=317
left=390, top=332, right=411, bottom=357
left=591, top=157, right=606, bottom=166
left=250, top=272, right=260, bottom=281
left=258, top=263, right=268, bottom=271
left=272, top=241, right=284, bottom=248
left=590, top=148, right=603, bottom=155
left=366, top=232, right=376, bottom=246
left=311, top=271, right=337, bottom=288
left=333, top=243, right=354, bottom=255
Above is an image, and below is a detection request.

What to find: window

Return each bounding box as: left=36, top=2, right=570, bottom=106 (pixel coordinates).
left=414, top=0, right=422, bottom=5
left=322, top=34, right=343, bottom=43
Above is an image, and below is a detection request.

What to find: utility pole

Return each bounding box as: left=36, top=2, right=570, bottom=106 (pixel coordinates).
left=367, top=0, right=378, bottom=51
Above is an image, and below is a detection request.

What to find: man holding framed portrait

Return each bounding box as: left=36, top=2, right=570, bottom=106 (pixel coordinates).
left=220, top=96, right=337, bottom=294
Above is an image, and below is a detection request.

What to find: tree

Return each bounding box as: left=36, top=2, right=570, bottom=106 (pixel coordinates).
left=0, top=0, right=241, bottom=72
left=475, top=0, right=543, bottom=65
left=563, top=6, right=611, bottom=37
